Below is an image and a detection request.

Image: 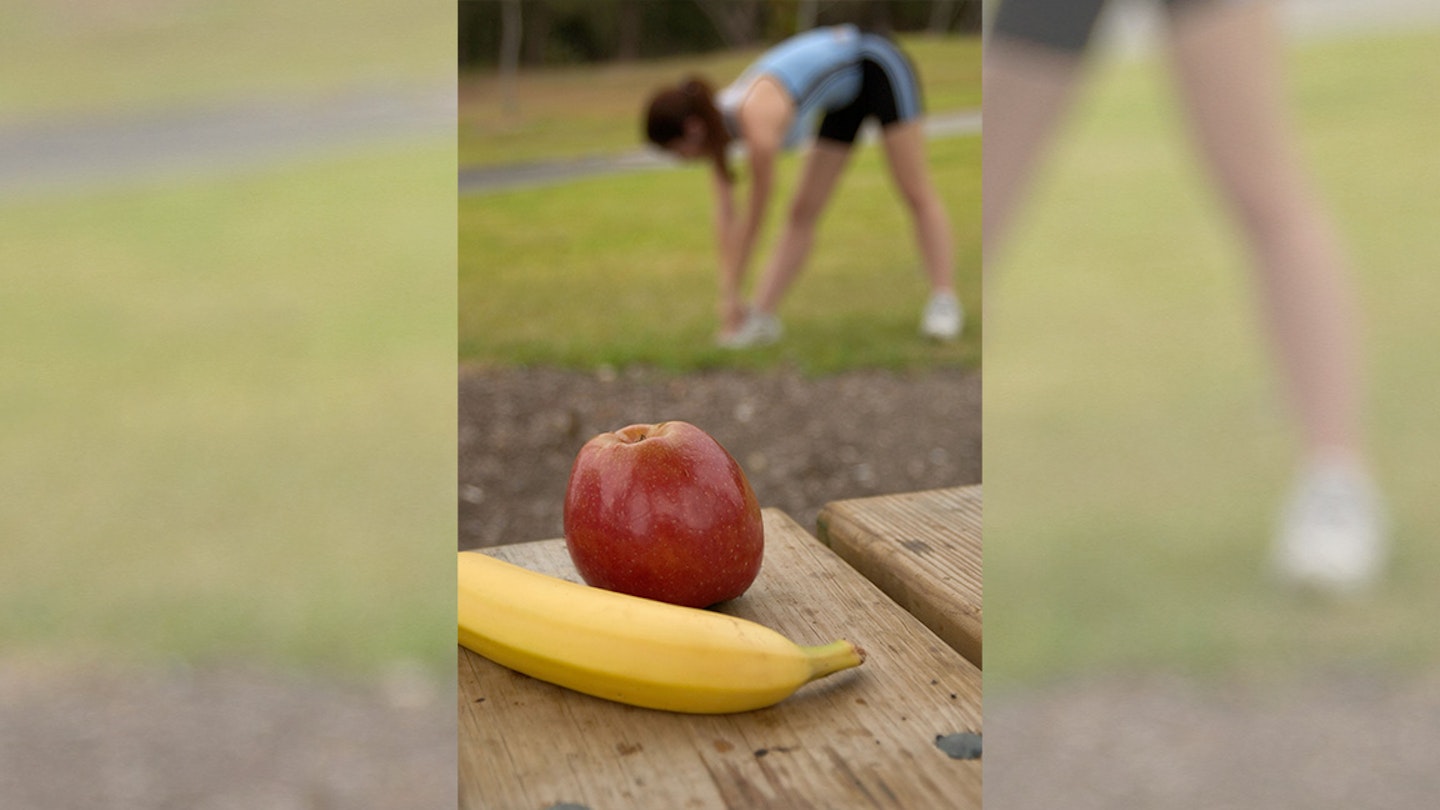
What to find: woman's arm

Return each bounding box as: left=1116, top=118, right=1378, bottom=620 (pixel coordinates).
left=712, top=77, right=787, bottom=332
left=709, top=171, right=746, bottom=331
left=715, top=142, right=780, bottom=328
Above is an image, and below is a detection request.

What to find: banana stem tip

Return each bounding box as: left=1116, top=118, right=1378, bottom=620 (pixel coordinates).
left=804, top=639, right=866, bottom=681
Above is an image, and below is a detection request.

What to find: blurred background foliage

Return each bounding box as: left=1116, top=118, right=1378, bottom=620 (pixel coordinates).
left=459, top=0, right=981, bottom=68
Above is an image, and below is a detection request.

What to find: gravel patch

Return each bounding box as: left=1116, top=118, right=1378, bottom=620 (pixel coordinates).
left=458, top=365, right=983, bottom=549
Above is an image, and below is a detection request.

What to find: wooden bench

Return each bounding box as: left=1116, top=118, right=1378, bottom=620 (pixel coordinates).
left=459, top=507, right=982, bottom=809
left=818, top=486, right=983, bottom=668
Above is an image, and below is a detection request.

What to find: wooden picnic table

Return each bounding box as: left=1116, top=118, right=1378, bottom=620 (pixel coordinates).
left=458, top=507, right=982, bottom=810
left=817, top=486, right=983, bottom=668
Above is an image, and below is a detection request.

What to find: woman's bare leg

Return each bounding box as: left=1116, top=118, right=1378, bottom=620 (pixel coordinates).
left=879, top=120, right=955, bottom=294
left=982, top=38, right=1090, bottom=276
left=1166, top=0, right=1383, bottom=589
left=1165, top=1, right=1364, bottom=460
left=749, top=140, right=852, bottom=316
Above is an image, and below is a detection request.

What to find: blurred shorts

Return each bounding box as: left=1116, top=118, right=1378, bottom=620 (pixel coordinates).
left=992, top=0, right=1245, bottom=54
left=817, top=35, right=924, bottom=145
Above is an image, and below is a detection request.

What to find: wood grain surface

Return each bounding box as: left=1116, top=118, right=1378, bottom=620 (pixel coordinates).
left=817, top=487, right=982, bottom=668
left=459, top=509, right=982, bottom=810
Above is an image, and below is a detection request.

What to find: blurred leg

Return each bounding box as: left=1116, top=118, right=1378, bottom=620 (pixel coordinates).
left=1164, top=0, right=1364, bottom=459
left=879, top=120, right=954, bottom=294
left=981, top=37, right=1090, bottom=276
left=1166, top=1, right=1385, bottom=590
left=750, top=140, right=851, bottom=315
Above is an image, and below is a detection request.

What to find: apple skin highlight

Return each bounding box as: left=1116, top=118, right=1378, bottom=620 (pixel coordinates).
left=563, top=421, right=764, bottom=608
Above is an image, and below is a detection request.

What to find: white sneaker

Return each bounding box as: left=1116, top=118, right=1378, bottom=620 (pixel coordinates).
left=1271, top=458, right=1388, bottom=594
left=717, top=311, right=783, bottom=349
left=921, top=291, right=963, bottom=341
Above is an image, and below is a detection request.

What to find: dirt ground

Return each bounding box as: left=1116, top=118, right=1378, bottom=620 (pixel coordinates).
left=0, top=658, right=454, bottom=810
left=987, top=671, right=1440, bottom=810
left=458, top=364, right=983, bottom=549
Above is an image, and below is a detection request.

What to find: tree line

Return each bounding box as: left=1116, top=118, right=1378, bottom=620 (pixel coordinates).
left=459, top=0, right=983, bottom=69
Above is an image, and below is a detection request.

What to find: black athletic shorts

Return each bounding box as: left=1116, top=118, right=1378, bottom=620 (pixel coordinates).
left=817, top=42, right=924, bottom=145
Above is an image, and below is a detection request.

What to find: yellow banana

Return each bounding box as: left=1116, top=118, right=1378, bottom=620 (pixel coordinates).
left=458, top=550, right=865, bottom=714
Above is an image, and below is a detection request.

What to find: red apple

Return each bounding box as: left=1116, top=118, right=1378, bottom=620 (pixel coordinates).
left=562, top=421, right=763, bottom=608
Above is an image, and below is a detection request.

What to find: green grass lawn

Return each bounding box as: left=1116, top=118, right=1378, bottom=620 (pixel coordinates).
left=985, top=29, right=1440, bottom=691
left=460, top=132, right=980, bottom=373
left=0, top=141, right=457, bottom=678
left=459, top=34, right=982, bottom=167
left=0, top=0, right=456, bottom=681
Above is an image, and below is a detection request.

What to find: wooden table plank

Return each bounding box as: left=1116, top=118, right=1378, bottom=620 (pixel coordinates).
left=459, top=508, right=982, bottom=810
left=817, top=486, right=983, bottom=668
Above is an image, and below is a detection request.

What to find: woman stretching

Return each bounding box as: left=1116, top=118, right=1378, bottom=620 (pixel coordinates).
left=644, top=24, right=962, bottom=348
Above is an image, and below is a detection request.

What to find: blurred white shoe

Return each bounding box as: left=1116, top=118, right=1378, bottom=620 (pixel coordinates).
left=921, top=291, right=963, bottom=341
left=1271, top=458, right=1387, bottom=594
left=717, top=311, right=783, bottom=349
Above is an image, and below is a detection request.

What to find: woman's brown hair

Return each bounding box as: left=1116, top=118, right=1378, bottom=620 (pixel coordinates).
left=644, top=75, right=734, bottom=182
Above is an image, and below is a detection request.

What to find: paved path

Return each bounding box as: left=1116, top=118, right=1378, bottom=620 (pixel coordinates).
left=5, top=1, right=1434, bottom=198
left=459, top=108, right=982, bottom=196
left=0, top=85, right=454, bottom=196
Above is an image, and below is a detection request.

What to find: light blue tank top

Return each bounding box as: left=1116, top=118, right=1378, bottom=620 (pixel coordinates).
left=718, top=25, right=864, bottom=149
